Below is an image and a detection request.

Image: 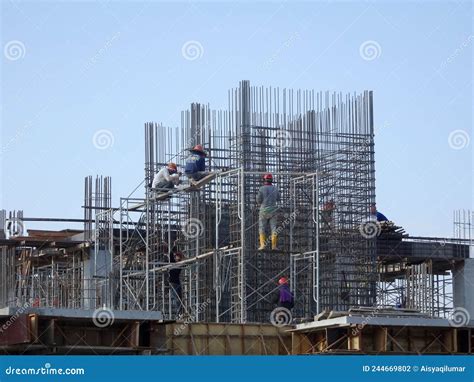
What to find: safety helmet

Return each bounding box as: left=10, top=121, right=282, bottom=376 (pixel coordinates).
left=263, top=173, right=273, bottom=183
left=190, top=144, right=207, bottom=156
left=167, top=162, right=178, bottom=173
left=278, top=277, right=288, bottom=285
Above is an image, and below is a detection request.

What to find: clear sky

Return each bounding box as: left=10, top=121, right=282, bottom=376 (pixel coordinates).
left=1, top=0, right=472, bottom=237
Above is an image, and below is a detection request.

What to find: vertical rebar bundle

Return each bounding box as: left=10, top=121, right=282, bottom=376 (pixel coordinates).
left=0, top=81, right=460, bottom=323
left=120, top=81, right=378, bottom=322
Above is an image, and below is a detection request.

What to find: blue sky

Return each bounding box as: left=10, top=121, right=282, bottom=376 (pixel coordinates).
left=1, top=0, right=472, bottom=237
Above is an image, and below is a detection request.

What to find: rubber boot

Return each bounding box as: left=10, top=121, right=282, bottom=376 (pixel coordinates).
left=271, top=233, right=278, bottom=251
left=258, top=233, right=267, bottom=251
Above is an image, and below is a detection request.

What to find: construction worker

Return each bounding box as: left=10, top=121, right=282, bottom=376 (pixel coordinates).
left=321, top=198, right=335, bottom=231
left=152, top=162, right=181, bottom=192
left=168, top=248, right=184, bottom=317
left=257, top=173, right=280, bottom=250
left=274, top=277, right=294, bottom=311
left=370, top=204, right=389, bottom=222
left=184, top=144, right=208, bottom=182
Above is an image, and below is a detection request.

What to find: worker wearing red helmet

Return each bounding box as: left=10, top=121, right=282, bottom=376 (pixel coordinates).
left=257, top=173, right=280, bottom=250
left=274, top=276, right=294, bottom=311
left=184, top=144, right=208, bottom=183
left=152, top=162, right=181, bottom=192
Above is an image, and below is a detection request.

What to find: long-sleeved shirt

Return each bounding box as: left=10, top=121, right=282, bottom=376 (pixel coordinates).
left=184, top=153, right=206, bottom=174
left=257, top=185, right=280, bottom=213
left=152, top=167, right=180, bottom=188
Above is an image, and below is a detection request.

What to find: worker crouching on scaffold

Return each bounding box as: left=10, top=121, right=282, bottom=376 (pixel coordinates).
left=257, top=173, right=280, bottom=251
left=184, top=144, right=209, bottom=184
left=151, top=162, right=181, bottom=194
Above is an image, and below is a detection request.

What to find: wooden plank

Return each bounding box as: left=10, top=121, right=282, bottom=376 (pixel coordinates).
left=348, top=329, right=361, bottom=351
left=374, top=327, right=387, bottom=352
left=188, top=172, right=217, bottom=189
left=0, top=314, right=31, bottom=346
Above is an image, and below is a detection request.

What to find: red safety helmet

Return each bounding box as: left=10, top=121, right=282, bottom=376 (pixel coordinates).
left=263, top=173, right=273, bottom=183
left=167, top=162, right=178, bottom=173
left=190, top=144, right=207, bottom=156
left=278, top=277, right=288, bottom=285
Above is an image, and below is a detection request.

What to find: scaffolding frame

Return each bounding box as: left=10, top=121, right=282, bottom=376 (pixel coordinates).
left=112, top=81, right=377, bottom=323
left=1, top=81, right=467, bottom=324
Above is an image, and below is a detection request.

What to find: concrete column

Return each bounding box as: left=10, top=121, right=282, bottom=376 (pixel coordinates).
left=453, top=258, right=474, bottom=323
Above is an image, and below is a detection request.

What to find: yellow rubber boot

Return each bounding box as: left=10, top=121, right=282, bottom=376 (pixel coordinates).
left=271, top=233, right=278, bottom=250
left=258, top=233, right=267, bottom=250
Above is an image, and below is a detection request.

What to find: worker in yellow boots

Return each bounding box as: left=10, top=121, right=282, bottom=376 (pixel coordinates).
left=257, top=173, right=280, bottom=251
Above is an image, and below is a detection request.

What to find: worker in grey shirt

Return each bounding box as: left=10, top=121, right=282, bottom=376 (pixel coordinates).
left=152, top=162, right=181, bottom=193
left=257, top=173, right=280, bottom=250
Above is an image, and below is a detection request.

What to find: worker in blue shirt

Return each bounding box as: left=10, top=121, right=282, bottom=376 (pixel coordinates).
left=370, top=204, right=388, bottom=222
left=184, top=144, right=208, bottom=182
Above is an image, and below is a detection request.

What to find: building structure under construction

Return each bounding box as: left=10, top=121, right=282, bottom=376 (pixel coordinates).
left=0, top=81, right=473, bottom=355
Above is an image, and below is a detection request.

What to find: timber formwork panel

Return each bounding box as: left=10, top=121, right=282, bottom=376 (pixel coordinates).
left=292, top=325, right=471, bottom=355
left=0, top=314, right=292, bottom=355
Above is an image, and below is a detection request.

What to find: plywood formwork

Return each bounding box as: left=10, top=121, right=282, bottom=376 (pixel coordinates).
left=291, top=311, right=474, bottom=355
left=0, top=312, right=292, bottom=355
left=164, top=323, right=291, bottom=355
